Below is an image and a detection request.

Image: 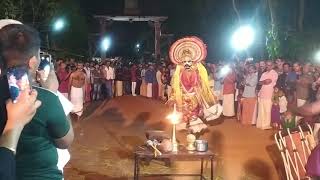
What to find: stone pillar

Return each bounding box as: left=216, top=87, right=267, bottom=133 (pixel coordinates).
left=154, top=21, right=161, bottom=61
left=99, top=19, right=107, bottom=60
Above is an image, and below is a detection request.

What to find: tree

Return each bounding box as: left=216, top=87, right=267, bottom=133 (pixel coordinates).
left=0, top=0, right=21, bottom=20
left=0, top=0, right=60, bottom=28
left=297, top=0, right=305, bottom=32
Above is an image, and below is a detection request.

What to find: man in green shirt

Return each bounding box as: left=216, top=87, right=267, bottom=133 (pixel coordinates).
left=0, top=22, right=74, bottom=179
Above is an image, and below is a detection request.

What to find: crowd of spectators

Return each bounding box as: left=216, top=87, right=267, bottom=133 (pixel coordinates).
left=55, top=58, right=320, bottom=131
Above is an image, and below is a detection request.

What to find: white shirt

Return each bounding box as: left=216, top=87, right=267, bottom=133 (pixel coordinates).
left=104, top=66, right=115, bottom=80
left=156, top=70, right=162, bottom=84
left=84, top=67, right=91, bottom=82
left=243, top=72, right=258, bottom=98
left=259, top=69, right=278, bottom=99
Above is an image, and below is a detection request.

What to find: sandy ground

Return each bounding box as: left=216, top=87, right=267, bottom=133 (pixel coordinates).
left=64, top=96, right=284, bottom=180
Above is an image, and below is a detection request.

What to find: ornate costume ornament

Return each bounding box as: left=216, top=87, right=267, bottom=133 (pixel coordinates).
left=169, top=36, right=207, bottom=65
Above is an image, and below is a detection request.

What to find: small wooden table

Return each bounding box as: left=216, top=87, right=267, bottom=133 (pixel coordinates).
left=133, top=146, right=216, bottom=180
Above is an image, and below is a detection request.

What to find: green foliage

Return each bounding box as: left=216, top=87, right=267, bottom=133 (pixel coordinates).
left=0, top=0, right=20, bottom=19
left=0, top=0, right=60, bottom=27
left=266, top=25, right=281, bottom=59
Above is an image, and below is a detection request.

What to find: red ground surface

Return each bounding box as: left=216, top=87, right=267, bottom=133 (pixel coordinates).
left=64, top=96, right=284, bottom=180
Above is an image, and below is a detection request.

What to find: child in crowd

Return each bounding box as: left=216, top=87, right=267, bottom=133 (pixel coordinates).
left=271, top=86, right=288, bottom=129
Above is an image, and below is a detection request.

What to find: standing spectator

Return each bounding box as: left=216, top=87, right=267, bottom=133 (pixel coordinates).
left=103, top=61, right=115, bottom=99
left=255, top=62, right=260, bottom=71
left=257, top=61, right=278, bottom=130
left=256, top=60, right=266, bottom=93
left=123, top=66, right=131, bottom=95
left=91, top=64, right=102, bottom=100
left=84, top=62, right=91, bottom=81
left=115, top=65, right=124, bottom=97
left=296, top=63, right=314, bottom=121
left=241, top=65, right=258, bottom=125
left=145, top=65, right=156, bottom=98
left=222, top=68, right=236, bottom=117
left=140, top=64, right=147, bottom=97
left=136, top=64, right=142, bottom=95
left=167, top=64, right=176, bottom=98
left=69, top=63, right=87, bottom=119
left=214, top=64, right=223, bottom=102
left=156, top=66, right=164, bottom=100
left=152, top=65, right=159, bottom=99
left=162, top=66, right=171, bottom=100
left=276, top=63, right=290, bottom=92
left=57, top=62, right=71, bottom=99
left=130, top=64, right=137, bottom=96
left=275, top=58, right=284, bottom=74
left=285, top=63, right=300, bottom=104
left=83, top=63, right=92, bottom=102
left=271, top=86, right=287, bottom=129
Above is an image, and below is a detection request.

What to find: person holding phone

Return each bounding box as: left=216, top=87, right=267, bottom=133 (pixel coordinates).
left=0, top=90, right=41, bottom=180
left=0, top=20, right=74, bottom=180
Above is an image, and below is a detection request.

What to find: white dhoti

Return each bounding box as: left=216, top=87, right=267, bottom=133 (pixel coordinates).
left=204, top=104, right=223, bottom=121
left=70, top=86, right=84, bottom=116
left=296, top=99, right=307, bottom=122
left=256, top=98, right=272, bottom=129
left=222, top=94, right=235, bottom=117
left=147, top=83, right=152, bottom=98
left=176, top=118, right=207, bottom=133
left=131, top=82, right=137, bottom=96
left=115, top=81, right=123, bottom=96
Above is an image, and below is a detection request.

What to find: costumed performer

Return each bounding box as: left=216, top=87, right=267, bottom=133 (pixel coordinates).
left=167, top=36, right=222, bottom=133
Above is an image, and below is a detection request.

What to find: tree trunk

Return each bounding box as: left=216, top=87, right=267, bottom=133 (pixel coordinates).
left=297, top=0, right=305, bottom=32
left=267, top=0, right=275, bottom=26
left=232, top=0, right=241, bottom=22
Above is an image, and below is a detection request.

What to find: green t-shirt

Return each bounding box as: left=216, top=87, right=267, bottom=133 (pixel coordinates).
left=16, top=86, right=70, bottom=180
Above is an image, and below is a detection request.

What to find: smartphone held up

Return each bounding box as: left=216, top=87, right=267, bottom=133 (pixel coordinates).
left=7, top=66, right=30, bottom=103
left=38, top=53, right=52, bottom=81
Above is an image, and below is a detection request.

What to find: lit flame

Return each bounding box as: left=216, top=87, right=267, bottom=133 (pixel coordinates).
left=167, top=104, right=181, bottom=124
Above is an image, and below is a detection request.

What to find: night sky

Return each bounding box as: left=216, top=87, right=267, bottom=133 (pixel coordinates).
left=73, top=0, right=320, bottom=61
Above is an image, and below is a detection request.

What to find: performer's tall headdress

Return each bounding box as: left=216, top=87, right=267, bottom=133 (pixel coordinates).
left=169, top=37, right=216, bottom=108
left=169, top=36, right=207, bottom=65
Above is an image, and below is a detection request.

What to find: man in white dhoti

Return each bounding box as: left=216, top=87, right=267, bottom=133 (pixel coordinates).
left=257, top=61, right=278, bottom=130
left=68, top=63, right=86, bottom=119
left=222, top=68, right=236, bottom=117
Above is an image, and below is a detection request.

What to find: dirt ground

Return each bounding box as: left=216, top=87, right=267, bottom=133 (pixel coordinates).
left=64, top=96, right=284, bottom=180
